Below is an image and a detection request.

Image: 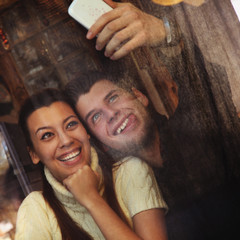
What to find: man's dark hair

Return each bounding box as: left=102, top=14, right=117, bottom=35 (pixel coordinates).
left=64, top=70, right=140, bottom=107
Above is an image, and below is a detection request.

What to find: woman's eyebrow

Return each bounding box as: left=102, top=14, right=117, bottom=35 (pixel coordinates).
left=63, top=115, right=78, bottom=124
left=35, top=115, right=77, bottom=134
left=35, top=126, right=52, bottom=135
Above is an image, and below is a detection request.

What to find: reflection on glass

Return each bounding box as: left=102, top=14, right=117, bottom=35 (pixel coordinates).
left=0, top=126, right=25, bottom=239
left=0, top=129, right=13, bottom=239
left=0, top=130, right=10, bottom=173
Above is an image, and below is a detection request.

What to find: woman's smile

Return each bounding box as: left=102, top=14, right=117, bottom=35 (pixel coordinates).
left=57, top=148, right=82, bottom=162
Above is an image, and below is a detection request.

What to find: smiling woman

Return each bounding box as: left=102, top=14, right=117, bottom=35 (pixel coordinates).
left=15, top=88, right=168, bottom=240
left=26, top=101, right=91, bottom=182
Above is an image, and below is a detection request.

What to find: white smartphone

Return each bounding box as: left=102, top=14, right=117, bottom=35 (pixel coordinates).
left=68, top=0, right=113, bottom=30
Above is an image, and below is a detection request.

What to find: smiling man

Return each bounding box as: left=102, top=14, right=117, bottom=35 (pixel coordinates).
left=76, top=79, right=162, bottom=166
left=66, top=71, right=163, bottom=167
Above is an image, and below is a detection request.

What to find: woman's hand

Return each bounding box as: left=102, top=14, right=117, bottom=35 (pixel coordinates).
left=86, top=1, right=166, bottom=60
left=63, top=165, right=100, bottom=207
left=63, top=165, right=142, bottom=240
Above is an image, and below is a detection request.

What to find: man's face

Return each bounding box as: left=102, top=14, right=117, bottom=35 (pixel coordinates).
left=76, top=80, right=152, bottom=154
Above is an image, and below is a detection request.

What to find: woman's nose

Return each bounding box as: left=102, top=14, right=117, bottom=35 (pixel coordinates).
left=58, top=132, right=73, bottom=148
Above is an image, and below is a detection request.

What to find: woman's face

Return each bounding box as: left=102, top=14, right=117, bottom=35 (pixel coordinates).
left=27, top=101, right=91, bottom=183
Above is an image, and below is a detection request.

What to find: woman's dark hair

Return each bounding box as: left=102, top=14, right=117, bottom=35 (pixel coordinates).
left=18, top=88, right=76, bottom=150
left=18, top=88, right=128, bottom=240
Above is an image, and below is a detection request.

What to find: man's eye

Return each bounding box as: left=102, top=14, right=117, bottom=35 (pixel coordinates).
left=92, top=113, right=101, bottom=124
left=41, top=132, right=54, bottom=140
left=66, top=121, right=79, bottom=129
left=109, top=95, right=118, bottom=103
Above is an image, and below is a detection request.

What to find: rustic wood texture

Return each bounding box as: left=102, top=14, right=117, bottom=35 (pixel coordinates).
left=0, top=1, right=239, bottom=113
left=0, top=54, right=28, bottom=109
left=0, top=0, right=18, bottom=11
left=171, top=0, right=240, bottom=111
left=122, top=0, right=240, bottom=115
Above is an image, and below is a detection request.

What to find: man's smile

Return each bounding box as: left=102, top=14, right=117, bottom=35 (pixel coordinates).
left=113, top=114, right=137, bottom=136
left=116, top=118, right=129, bottom=134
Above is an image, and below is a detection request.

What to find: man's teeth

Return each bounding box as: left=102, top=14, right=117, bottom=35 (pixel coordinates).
left=59, top=150, right=80, bottom=162
left=117, top=118, right=129, bottom=134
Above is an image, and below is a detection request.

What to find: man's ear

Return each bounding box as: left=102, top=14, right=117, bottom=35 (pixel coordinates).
left=28, top=147, right=40, bottom=165
left=131, top=87, right=149, bottom=107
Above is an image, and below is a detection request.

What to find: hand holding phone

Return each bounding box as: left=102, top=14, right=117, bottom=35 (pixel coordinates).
left=69, top=1, right=166, bottom=61
left=68, top=0, right=112, bottom=30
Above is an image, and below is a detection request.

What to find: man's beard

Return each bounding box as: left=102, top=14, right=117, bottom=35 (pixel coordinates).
left=105, top=116, right=157, bottom=161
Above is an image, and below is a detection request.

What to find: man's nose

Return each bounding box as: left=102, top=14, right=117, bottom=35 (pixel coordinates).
left=58, top=132, right=73, bottom=148
left=105, top=107, right=119, bottom=124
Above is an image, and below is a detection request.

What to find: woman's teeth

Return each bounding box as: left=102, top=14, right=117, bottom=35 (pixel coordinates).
left=59, top=150, right=81, bottom=162
left=116, top=118, right=129, bottom=134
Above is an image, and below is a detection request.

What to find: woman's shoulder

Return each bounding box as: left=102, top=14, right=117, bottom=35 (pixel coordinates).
left=16, top=190, right=55, bottom=228
left=18, top=191, right=46, bottom=211
left=15, top=191, right=58, bottom=239
left=22, top=191, right=43, bottom=201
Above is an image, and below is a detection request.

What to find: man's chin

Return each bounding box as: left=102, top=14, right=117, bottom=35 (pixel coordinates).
left=106, top=143, right=140, bottom=160
left=106, top=130, right=156, bottom=160
left=104, top=115, right=156, bottom=161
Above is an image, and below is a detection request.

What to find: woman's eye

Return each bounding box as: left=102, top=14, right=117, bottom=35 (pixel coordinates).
left=66, top=121, right=79, bottom=129
left=109, top=95, right=118, bottom=103
left=92, top=113, right=101, bottom=124
left=41, top=132, right=54, bottom=140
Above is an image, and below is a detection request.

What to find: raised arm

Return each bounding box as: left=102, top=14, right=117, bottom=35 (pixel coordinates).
left=86, top=1, right=166, bottom=60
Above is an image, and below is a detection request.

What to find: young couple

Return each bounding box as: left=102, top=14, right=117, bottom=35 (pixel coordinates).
left=15, top=72, right=169, bottom=240
left=16, top=0, right=240, bottom=239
